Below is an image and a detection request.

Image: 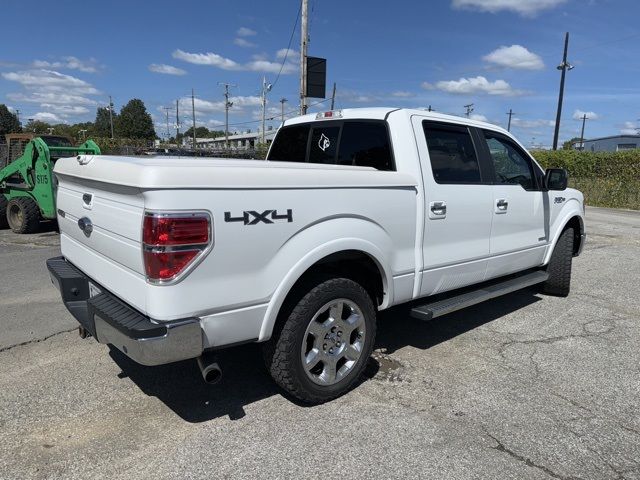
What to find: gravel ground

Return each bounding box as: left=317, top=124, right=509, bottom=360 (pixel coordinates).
left=0, top=206, right=638, bottom=480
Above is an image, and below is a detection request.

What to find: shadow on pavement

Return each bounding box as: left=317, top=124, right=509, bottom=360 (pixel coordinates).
left=110, top=287, right=542, bottom=423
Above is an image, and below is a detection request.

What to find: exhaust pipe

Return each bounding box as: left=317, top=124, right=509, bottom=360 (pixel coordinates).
left=197, top=354, right=222, bottom=385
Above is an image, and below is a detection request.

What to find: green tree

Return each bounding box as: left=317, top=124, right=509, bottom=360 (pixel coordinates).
left=94, top=107, right=115, bottom=137
left=115, top=99, right=155, bottom=140
left=183, top=126, right=211, bottom=138
left=563, top=137, right=581, bottom=150
left=23, top=120, right=52, bottom=134
left=0, top=104, right=22, bottom=139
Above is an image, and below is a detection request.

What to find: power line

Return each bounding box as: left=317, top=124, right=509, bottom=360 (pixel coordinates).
left=273, top=1, right=302, bottom=89
left=220, top=97, right=331, bottom=131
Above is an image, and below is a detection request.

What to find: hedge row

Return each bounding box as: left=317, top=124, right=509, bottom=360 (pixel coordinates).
left=531, top=150, right=640, bottom=210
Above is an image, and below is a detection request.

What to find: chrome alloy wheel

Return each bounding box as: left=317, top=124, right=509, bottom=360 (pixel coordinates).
left=301, top=299, right=367, bottom=386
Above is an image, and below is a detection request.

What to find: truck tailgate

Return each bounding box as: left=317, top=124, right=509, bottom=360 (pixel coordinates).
left=56, top=177, right=145, bottom=276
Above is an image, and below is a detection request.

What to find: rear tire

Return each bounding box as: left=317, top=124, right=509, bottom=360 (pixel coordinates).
left=0, top=195, right=8, bottom=229
left=264, top=277, right=376, bottom=403
left=6, top=197, right=40, bottom=234
left=542, top=227, right=574, bottom=297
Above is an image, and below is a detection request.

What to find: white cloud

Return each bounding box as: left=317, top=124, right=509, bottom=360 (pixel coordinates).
left=572, top=109, right=599, bottom=120
left=483, top=45, right=544, bottom=70
left=620, top=121, right=638, bottom=135
left=149, top=63, right=187, bottom=75
left=470, top=114, right=488, bottom=122
left=40, top=104, right=90, bottom=116
left=451, top=0, right=567, bottom=16
left=32, top=112, right=63, bottom=123
left=2, top=69, right=100, bottom=94
left=3, top=67, right=101, bottom=122
left=234, top=38, right=256, bottom=48
left=237, top=27, right=257, bottom=37
left=276, top=48, right=298, bottom=60
left=246, top=59, right=296, bottom=74
left=173, top=48, right=297, bottom=75
left=177, top=95, right=262, bottom=116
left=422, top=76, right=526, bottom=96
left=7, top=92, right=97, bottom=106
left=205, top=119, right=225, bottom=128
left=172, top=49, right=242, bottom=70
left=391, top=91, right=415, bottom=97
left=511, top=118, right=555, bottom=129
left=32, top=56, right=100, bottom=73
left=337, top=89, right=379, bottom=104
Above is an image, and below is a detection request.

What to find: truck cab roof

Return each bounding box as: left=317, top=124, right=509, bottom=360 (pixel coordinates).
left=283, top=107, right=510, bottom=136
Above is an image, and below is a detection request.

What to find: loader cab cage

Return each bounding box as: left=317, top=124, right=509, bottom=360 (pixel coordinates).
left=1, top=136, right=101, bottom=230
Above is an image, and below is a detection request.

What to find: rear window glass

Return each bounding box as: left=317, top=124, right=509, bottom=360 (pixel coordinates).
left=309, top=126, right=340, bottom=164
left=338, top=122, right=393, bottom=170
left=267, top=125, right=310, bottom=162
left=267, top=120, right=394, bottom=171
left=423, top=122, right=481, bottom=184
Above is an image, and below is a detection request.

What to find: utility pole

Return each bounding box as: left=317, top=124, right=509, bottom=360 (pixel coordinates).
left=506, top=109, right=514, bottom=132
left=300, top=0, right=309, bottom=115
left=175, top=99, right=180, bottom=145
left=261, top=76, right=272, bottom=144
left=14, top=109, right=20, bottom=126
left=553, top=32, right=573, bottom=150
left=163, top=106, right=171, bottom=141
left=79, top=129, right=87, bottom=141
left=579, top=113, right=589, bottom=150
left=108, top=95, right=115, bottom=139
left=280, top=98, right=288, bottom=122
left=330, top=82, right=336, bottom=110
left=191, top=89, right=197, bottom=150
left=219, top=82, right=236, bottom=149
left=464, top=103, right=474, bottom=118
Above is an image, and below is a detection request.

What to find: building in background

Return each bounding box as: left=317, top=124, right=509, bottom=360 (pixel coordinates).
left=182, top=128, right=277, bottom=150
left=573, top=134, right=640, bottom=152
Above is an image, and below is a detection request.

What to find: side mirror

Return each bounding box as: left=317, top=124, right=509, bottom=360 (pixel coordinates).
left=544, top=168, right=568, bottom=191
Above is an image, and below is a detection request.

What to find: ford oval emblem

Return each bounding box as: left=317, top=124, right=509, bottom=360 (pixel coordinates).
left=78, top=217, right=93, bottom=237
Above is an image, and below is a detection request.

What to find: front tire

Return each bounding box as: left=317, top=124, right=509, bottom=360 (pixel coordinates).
left=0, top=195, right=8, bottom=229
left=542, top=227, right=574, bottom=297
left=264, top=278, right=377, bottom=403
left=6, top=197, right=41, bottom=234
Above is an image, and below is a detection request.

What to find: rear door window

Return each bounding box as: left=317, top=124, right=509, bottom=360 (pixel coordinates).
left=423, top=122, right=482, bottom=184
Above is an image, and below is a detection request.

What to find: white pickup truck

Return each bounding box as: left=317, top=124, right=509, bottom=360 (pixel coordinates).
left=47, top=108, right=585, bottom=402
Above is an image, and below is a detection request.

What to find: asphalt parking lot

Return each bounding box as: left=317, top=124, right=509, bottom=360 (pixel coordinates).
left=1, top=206, right=639, bottom=479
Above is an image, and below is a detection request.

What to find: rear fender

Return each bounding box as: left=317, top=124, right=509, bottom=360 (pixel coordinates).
left=258, top=218, right=394, bottom=342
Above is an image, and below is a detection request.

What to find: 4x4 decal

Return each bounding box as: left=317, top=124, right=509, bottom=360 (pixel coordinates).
left=224, top=209, right=293, bottom=225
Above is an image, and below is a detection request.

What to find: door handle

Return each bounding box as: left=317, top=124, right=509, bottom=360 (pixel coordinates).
left=496, top=199, right=509, bottom=213
left=429, top=201, right=447, bottom=218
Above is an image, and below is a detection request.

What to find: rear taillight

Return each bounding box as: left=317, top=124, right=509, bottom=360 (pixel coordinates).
left=142, top=211, right=212, bottom=283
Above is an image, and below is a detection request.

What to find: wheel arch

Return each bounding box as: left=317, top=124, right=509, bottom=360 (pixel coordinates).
left=543, top=206, right=585, bottom=264
left=258, top=241, right=391, bottom=342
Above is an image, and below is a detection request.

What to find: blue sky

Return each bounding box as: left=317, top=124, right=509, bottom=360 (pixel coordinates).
left=1, top=0, right=639, bottom=146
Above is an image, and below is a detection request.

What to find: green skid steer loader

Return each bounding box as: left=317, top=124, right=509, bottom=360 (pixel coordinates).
left=0, top=134, right=101, bottom=234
